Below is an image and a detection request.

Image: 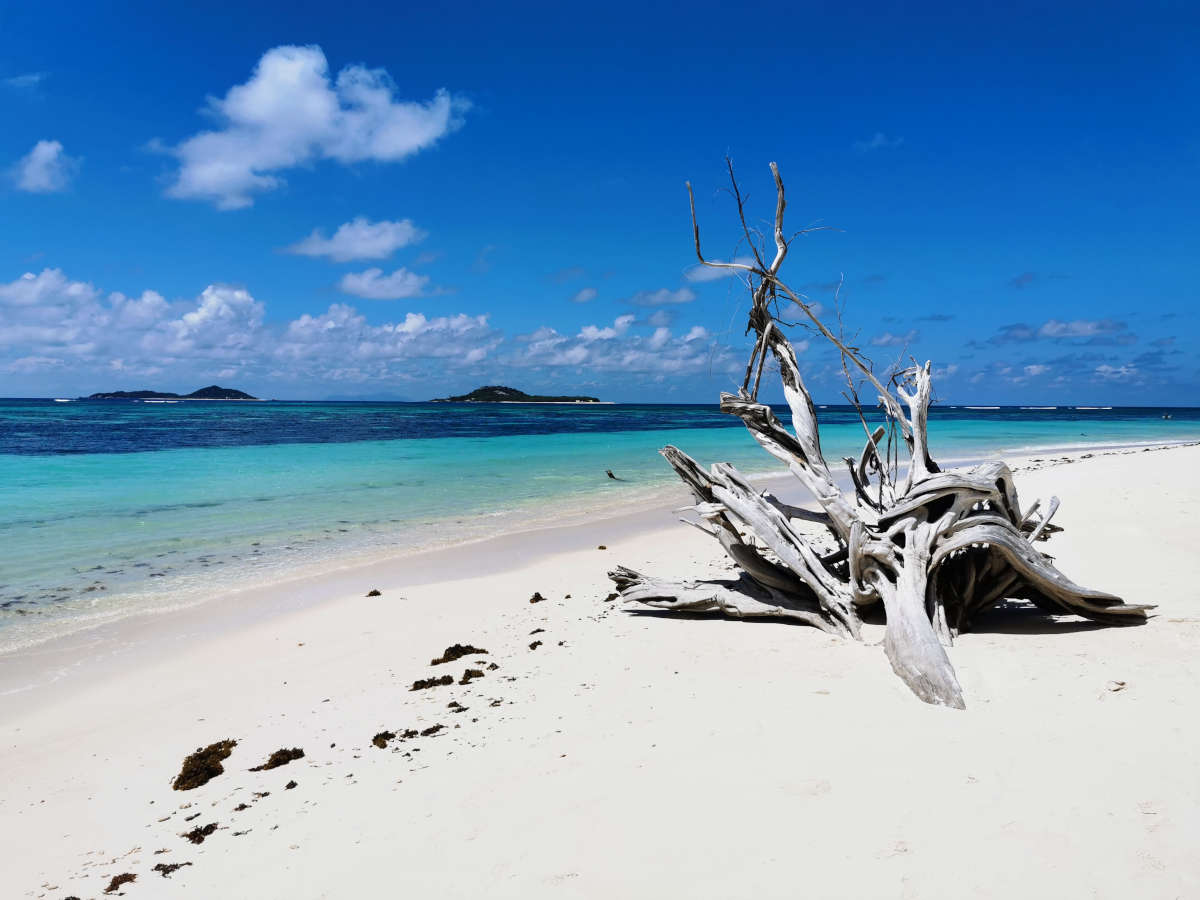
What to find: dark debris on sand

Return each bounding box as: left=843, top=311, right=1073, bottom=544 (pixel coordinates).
left=420, top=724, right=444, bottom=737
left=249, top=747, right=304, bottom=771
left=529, top=592, right=547, bottom=604
left=104, top=873, right=136, bottom=893
left=529, top=640, right=543, bottom=650
left=411, top=674, right=454, bottom=691
left=285, top=780, right=298, bottom=790
left=447, top=700, right=468, bottom=713
left=459, top=668, right=485, bottom=685
left=183, top=822, right=218, bottom=844
left=372, top=730, right=396, bottom=749
left=366, top=589, right=382, bottom=597
left=152, top=861, right=193, bottom=878
left=431, top=643, right=488, bottom=665
left=173, top=739, right=237, bottom=790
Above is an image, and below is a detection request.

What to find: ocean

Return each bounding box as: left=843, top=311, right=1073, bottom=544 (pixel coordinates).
left=1, top=398, right=1197, bottom=653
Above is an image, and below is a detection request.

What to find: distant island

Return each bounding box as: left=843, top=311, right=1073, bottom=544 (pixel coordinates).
left=83, top=385, right=259, bottom=401
left=432, top=385, right=605, bottom=403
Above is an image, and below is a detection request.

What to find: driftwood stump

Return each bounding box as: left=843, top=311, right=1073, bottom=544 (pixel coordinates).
left=609, top=161, right=1150, bottom=708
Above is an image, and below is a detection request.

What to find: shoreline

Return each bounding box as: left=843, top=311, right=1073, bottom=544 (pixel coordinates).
left=1, top=437, right=1193, bottom=709
left=1, top=433, right=1196, bottom=664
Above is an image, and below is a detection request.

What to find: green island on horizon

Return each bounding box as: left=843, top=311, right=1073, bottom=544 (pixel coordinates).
left=431, top=385, right=607, bottom=404
left=82, top=385, right=259, bottom=401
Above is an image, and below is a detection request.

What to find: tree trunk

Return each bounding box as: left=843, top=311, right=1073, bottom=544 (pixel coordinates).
left=608, top=160, right=1151, bottom=708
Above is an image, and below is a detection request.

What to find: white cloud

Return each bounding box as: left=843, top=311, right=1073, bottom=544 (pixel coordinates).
left=683, top=257, right=755, bottom=282
left=278, top=304, right=497, bottom=371
left=164, top=45, right=468, bottom=209
left=1037, top=320, right=1120, bottom=339
left=1094, top=363, right=1138, bottom=381
left=338, top=267, right=429, bottom=300
left=870, top=329, right=918, bottom=347
left=1023, top=364, right=1050, bottom=377
left=853, top=132, right=904, bottom=153
left=12, top=140, right=78, bottom=193
left=286, top=217, right=425, bottom=261
left=0, top=268, right=500, bottom=385
left=932, top=363, right=959, bottom=379
left=3, top=73, right=46, bottom=90
left=578, top=314, right=634, bottom=342
left=570, top=287, right=598, bottom=304
left=626, top=287, right=696, bottom=307
left=515, top=316, right=733, bottom=375
left=160, top=285, right=265, bottom=357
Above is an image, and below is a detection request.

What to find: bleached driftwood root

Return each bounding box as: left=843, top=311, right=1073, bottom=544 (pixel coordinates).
left=609, top=161, right=1151, bottom=709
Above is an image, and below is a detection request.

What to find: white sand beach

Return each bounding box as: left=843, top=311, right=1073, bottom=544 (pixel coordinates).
left=3, top=444, right=1198, bottom=899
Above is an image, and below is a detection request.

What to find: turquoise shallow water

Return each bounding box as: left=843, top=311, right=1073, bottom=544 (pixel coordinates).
left=1, top=399, right=1197, bottom=652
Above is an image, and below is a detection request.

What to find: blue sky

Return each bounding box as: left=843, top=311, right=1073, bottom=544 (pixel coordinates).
left=1, top=1, right=1197, bottom=403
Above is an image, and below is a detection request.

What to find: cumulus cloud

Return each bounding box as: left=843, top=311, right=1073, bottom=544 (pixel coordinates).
left=277, top=304, right=497, bottom=371
left=12, top=140, right=78, bottom=193
left=286, top=217, right=425, bottom=261
left=0, top=268, right=746, bottom=393
left=513, top=316, right=733, bottom=375
left=164, top=45, right=468, bottom=209
left=1094, top=363, right=1138, bottom=381
left=578, top=314, right=634, bottom=342
left=870, top=329, right=918, bottom=347
left=984, top=318, right=1134, bottom=346
left=1037, top=319, right=1126, bottom=340
left=683, top=258, right=755, bottom=282
left=570, top=287, right=598, bottom=304
left=0, top=268, right=498, bottom=386
left=338, top=267, right=429, bottom=300
left=625, top=287, right=696, bottom=307
left=0, top=270, right=265, bottom=373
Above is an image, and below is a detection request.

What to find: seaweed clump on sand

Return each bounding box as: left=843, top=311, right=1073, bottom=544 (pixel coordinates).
left=430, top=644, right=488, bottom=665
left=529, top=592, right=547, bottom=604
left=459, top=668, right=485, bottom=685
left=529, top=640, right=543, bottom=651
left=249, top=747, right=304, bottom=771
left=173, top=739, right=237, bottom=790
left=285, top=780, right=298, bottom=789
left=152, top=861, right=192, bottom=878
left=366, top=589, right=382, bottom=597
left=411, top=674, right=454, bottom=691
left=183, top=822, right=218, bottom=844
left=104, top=873, right=136, bottom=893
left=372, top=730, right=396, bottom=749
left=420, top=724, right=444, bottom=737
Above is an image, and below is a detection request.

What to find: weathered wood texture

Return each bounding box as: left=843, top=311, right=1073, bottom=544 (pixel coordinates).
left=610, top=162, right=1150, bottom=709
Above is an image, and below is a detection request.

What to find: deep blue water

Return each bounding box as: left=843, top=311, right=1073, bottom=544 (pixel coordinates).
left=3, top=398, right=1199, bottom=455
